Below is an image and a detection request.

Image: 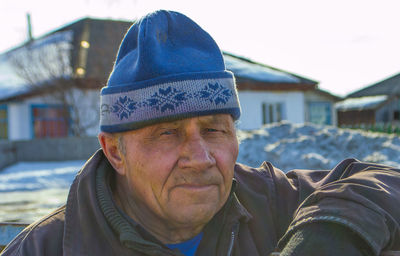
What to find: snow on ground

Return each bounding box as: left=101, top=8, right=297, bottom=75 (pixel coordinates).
left=0, top=188, right=70, bottom=223
left=0, top=160, right=85, bottom=193
left=0, top=160, right=84, bottom=222
left=237, top=121, right=400, bottom=171
left=1, top=122, right=400, bottom=222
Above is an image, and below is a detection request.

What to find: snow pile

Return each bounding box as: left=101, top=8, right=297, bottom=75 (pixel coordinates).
left=237, top=121, right=400, bottom=171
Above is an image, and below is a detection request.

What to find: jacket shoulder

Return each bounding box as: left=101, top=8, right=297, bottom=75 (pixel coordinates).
left=234, top=161, right=281, bottom=181
left=1, top=206, right=65, bottom=256
left=234, top=162, right=277, bottom=192
left=234, top=161, right=298, bottom=193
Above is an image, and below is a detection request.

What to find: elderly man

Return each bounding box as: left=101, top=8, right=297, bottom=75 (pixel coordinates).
left=2, top=10, right=400, bottom=256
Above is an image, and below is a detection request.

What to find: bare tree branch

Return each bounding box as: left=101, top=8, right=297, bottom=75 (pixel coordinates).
left=8, top=32, right=99, bottom=137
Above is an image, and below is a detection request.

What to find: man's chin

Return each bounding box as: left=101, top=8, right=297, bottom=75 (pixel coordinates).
left=166, top=202, right=222, bottom=226
left=164, top=185, right=227, bottom=225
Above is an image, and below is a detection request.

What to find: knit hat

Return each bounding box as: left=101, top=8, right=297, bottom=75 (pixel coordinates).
left=100, top=10, right=241, bottom=133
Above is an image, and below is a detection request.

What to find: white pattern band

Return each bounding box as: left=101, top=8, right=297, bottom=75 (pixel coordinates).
left=99, top=77, right=241, bottom=132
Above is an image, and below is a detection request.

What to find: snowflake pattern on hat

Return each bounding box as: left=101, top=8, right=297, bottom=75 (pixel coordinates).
left=147, top=87, right=189, bottom=113
left=197, top=83, right=233, bottom=105
left=111, top=96, right=137, bottom=120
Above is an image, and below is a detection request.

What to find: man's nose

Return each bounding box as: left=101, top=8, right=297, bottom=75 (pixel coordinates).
left=178, top=135, right=216, bottom=170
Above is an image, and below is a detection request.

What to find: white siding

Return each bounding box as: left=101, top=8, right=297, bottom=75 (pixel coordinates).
left=8, top=96, right=60, bottom=141
left=237, top=91, right=305, bottom=130
left=8, top=102, right=31, bottom=140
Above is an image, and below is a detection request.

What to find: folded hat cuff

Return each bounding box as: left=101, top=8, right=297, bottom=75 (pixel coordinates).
left=100, top=71, right=241, bottom=133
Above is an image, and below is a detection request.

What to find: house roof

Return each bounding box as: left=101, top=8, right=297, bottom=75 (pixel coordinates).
left=0, top=54, right=26, bottom=99
left=0, top=30, right=74, bottom=101
left=335, top=95, right=388, bottom=111
left=312, top=88, right=342, bottom=102
left=223, top=52, right=318, bottom=85
left=0, top=17, right=131, bottom=102
left=347, top=72, right=400, bottom=98
left=223, top=52, right=328, bottom=93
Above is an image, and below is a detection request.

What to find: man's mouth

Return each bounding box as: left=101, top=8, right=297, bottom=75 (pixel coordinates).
left=174, top=183, right=217, bottom=192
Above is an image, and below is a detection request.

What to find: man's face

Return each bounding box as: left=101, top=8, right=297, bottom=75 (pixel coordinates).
left=117, top=114, right=238, bottom=230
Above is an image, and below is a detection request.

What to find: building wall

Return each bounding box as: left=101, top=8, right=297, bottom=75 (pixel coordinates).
left=67, top=89, right=100, bottom=136
left=304, top=91, right=337, bottom=126
left=0, top=140, right=17, bottom=170
left=6, top=89, right=100, bottom=141
left=337, top=98, right=400, bottom=127
left=337, top=109, right=375, bottom=126
left=0, top=136, right=100, bottom=170
left=8, top=102, right=31, bottom=140
left=237, top=91, right=305, bottom=130
left=8, top=96, right=62, bottom=140
left=375, top=98, right=399, bottom=123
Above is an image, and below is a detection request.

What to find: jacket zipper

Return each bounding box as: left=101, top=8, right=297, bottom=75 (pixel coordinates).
left=226, top=223, right=239, bottom=256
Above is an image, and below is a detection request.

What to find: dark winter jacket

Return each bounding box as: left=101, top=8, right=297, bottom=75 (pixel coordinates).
left=2, top=149, right=400, bottom=256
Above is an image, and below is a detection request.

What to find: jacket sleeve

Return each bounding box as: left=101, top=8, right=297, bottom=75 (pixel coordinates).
left=0, top=209, right=65, bottom=256
left=279, top=222, right=369, bottom=256
left=267, top=158, right=400, bottom=255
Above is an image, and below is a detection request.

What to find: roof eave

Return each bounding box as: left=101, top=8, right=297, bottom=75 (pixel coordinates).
left=0, top=78, right=101, bottom=104
left=236, top=79, right=317, bottom=91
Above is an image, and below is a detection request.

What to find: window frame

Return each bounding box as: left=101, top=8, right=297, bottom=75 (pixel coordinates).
left=308, top=101, right=332, bottom=125
left=0, top=105, right=8, bottom=140
left=30, top=104, right=71, bottom=138
left=262, top=102, right=286, bottom=125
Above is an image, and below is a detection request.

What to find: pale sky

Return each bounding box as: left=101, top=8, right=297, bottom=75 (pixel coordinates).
left=1, top=0, right=400, bottom=97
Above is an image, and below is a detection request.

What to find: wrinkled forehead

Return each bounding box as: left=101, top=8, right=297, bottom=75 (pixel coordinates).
left=158, top=114, right=234, bottom=128
left=191, top=114, right=235, bottom=126
left=130, top=114, right=235, bottom=134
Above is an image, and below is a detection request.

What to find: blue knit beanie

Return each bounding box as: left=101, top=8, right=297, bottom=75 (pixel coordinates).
left=100, top=10, right=241, bottom=132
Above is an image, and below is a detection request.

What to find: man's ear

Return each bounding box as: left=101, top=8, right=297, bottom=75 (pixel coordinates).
left=98, top=132, right=126, bottom=176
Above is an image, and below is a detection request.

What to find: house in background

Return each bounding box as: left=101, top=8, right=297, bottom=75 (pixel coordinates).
left=0, top=17, right=132, bottom=141
left=0, top=17, right=340, bottom=141
left=225, top=53, right=340, bottom=130
left=336, top=73, right=400, bottom=128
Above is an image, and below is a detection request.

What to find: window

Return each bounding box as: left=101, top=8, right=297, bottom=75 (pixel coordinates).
left=394, top=99, right=400, bottom=121
left=308, top=102, right=332, bottom=125
left=394, top=111, right=400, bottom=121
left=262, top=102, right=286, bottom=124
left=32, top=105, right=70, bottom=138
left=0, top=105, right=7, bottom=140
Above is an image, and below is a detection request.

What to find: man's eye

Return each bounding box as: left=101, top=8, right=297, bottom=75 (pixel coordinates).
left=160, top=129, right=176, bottom=136
left=205, top=128, right=220, bottom=133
